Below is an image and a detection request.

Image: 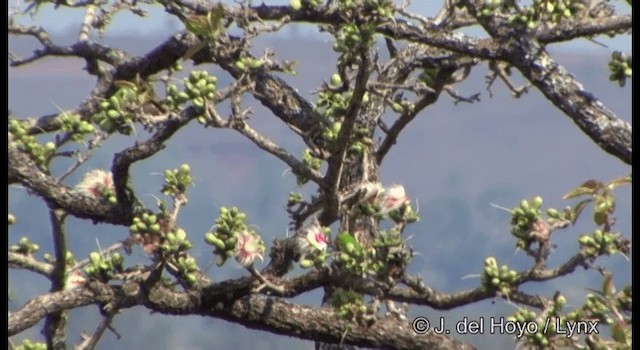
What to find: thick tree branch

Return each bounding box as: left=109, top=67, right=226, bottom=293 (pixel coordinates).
left=8, top=252, right=54, bottom=277
left=8, top=147, right=131, bottom=225
left=111, top=106, right=196, bottom=206
left=9, top=280, right=475, bottom=350
left=504, top=40, right=631, bottom=164
left=44, top=209, right=69, bottom=350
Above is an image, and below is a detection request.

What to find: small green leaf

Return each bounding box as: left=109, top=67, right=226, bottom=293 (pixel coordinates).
left=593, top=210, right=608, bottom=226
left=562, top=180, right=603, bottom=199
left=607, top=174, right=631, bottom=190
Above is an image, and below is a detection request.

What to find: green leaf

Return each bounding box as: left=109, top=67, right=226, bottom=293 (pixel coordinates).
left=185, top=14, right=210, bottom=36
left=593, top=210, right=608, bottom=226
left=607, top=174, right=631, bottom=190
left=336, top=232, right=360, bottom=251
left=207, top=4, right=225, bottom=38
left=562, top=180, right=603, bottom=199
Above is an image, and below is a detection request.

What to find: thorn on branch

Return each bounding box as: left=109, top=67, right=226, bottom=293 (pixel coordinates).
left=444, top=86, right=480, bottom=104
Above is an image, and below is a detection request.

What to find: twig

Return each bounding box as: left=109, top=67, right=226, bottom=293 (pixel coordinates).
left=205, top=104, right=326, bottom=186
left=44, top=209, right=69, bottom=349
left=8, top=252, right=54, bottom=277
left=79, top=5, right=97, bottom=42
left=74, top=311, right=119, bottom=350
left=444, top=86, right=481, bottom=104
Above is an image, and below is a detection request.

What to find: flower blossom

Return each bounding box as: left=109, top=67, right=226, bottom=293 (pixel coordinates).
left=234, top=230, right=265, bottom=267
left=296, top=219, right=330, bottom=253
left=76, top=169, right=114, bottom=198
left=64, top=271, right=86, bottom=290
left=378, top=184, right=410, bottom=215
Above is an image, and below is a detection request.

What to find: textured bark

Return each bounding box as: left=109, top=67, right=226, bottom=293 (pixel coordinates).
left=9, top=281, right=475, bottom=350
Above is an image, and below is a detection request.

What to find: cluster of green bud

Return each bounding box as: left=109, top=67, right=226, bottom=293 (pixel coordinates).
left=162, top=228, right=192, bottom=253
left=9, top=119, right=56, bottom=168
left=297, top=149, right=323, bottom=186
left=317, top=89, right=369, bottom=119
left=287, top=192, right=304, bottom=207
left=14, top=339, right=47, bottom=350
left=235, top=56, right=264, bottom=72
left=9, top=237, right=40, bottom=255
left=161, top=164, right=194, bottom=197
left=481, top=257, right=518, bottom=295
left=329, top=287, right=370, bottom=322
left=129, top=212, right=161, bottom=236
left=388, top=205, right=420, bottom=224
left=290, top=0, right=323, bottom=10
left=608, top=51, right=632, bottom=87
left=92, top=87, right=141, bottom=135
left=510, top=196, right=543, bottom=242
left=315, top=87, right=373, bottom=156
left=616, top=285, right=631, bottom=311
left=59, top=113, right=95, bottom=142
left=578, top=229, right=620, bottom=257
left=175, top=256, right=199, bottom=285
left=43, top=251, right=75, bottom=266
left=335, top=232, right=378, bottom=276
left=506, top=0, right=584, bottom=29
left=166, top=70, right=217, bottom=114
left=337, top=0, right=394, bottom=22
left=371, top=230, right=413, bottom=276
left=8, top=213, right=16, bottom=226
left=321, top=121, right=342, bottom=143
left=390, top=100, right=415, bottom=114
left=478, top=0, right=508, bottom=18
left=204, top=207, right=247, bottom=266
left=506, top=308, right=537, bottom=326
left=170, top=61, right=183, bottom=73
left=581, top=293, right=611, bottom=319
left=511, top=295, right=569, bottom=346
left=333, top=23, right=376, bottom=55
left=85, top=251, right=124, bottom=281
left=348, top=126, right=373, bottom=156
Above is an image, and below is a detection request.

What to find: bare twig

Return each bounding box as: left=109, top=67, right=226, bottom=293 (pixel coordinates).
left=74, top=312, right=119, bottom=350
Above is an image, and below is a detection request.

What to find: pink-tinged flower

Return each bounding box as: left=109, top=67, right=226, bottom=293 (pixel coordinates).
left=76, top=170, right=114, bottom=198
left=234, top=230, right=265, bottom=267
left=379, top=184, right=410, bottom=215
left=64, top=271, right=86, bottom=290
left=296, top=219, right=330, bottom=253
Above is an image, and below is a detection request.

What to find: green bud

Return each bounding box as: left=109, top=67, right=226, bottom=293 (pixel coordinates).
left=150, top=223, right=161, bottom=233
left=185, top=273, right=197, bottom=284
left=107, top=109, right=120, bottom=119
left=578, top=234, right=594, bottom=246
left=329, top=73, right=342, bottom=88
left=111, top=252, right=124, bottom=265
left=299, top=259, right=314, bottom=268
left=89, top=252, right=101, bottom=267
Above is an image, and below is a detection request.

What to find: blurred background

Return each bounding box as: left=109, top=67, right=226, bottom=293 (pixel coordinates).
left=8, top=1, right=631, bottom=348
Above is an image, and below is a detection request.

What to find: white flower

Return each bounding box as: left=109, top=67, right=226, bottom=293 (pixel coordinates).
left=234, top=230, right=265, bottom=267
left=64, top=271, right=86, bottom=290
left=76, top=170, right=114, bottom=198
left=379, top=184, right=410, bottom=215
left=296, top=219, right=330, bottom=253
